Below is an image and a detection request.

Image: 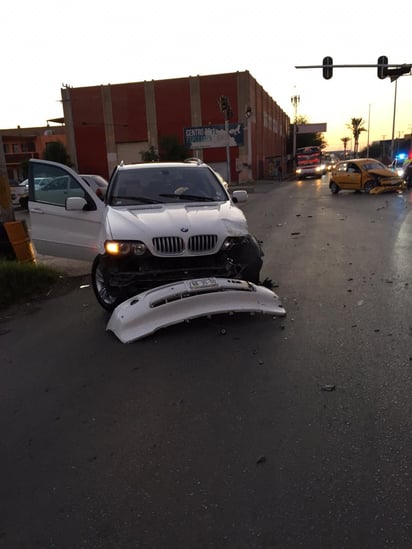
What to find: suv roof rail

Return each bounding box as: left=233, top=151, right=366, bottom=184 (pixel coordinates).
left=184, top=157, right=204, bottom=165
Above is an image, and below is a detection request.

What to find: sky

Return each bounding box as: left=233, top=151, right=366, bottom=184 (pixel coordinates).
left=2, top=0, right=411, bottom=152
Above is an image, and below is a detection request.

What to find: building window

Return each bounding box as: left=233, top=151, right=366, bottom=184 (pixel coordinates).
left=21, top=142, right=35, bottom=153
left=12, top=143, right=20, bottom=153
left=3, top=143, right=9, bottom=153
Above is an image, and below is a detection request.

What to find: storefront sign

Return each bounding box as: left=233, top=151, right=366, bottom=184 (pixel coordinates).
left=184, top=124, right=244, bottom=149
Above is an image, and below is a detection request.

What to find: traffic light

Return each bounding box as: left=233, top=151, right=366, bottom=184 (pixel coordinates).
left=322, top=56, right=333, bottom=80
left=386, top=64, right=411, bottom=82
left=220, top=95, right=229, bottom=112
left=377, top=56, right=388, bottom=79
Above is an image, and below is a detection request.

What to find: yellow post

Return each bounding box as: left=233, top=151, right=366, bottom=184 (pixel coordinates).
left=4, top=220, right=37, bottom=264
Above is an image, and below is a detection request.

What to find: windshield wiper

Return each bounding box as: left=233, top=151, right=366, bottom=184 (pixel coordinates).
left=112, top=195, right=163, bottom=204
left=159, top=193, right=215, bottom=202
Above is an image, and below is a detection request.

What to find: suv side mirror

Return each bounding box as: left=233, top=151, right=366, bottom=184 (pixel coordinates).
left=232, top=190, right=248, bottom=203
left=66, top=197, right=88, bottom=211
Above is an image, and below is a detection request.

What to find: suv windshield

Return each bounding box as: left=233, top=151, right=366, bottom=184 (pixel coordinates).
left=108, top=165, right=228, bottom=206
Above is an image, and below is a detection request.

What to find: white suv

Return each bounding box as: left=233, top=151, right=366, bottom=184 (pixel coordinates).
left=28, top=159, right=263, bottom=311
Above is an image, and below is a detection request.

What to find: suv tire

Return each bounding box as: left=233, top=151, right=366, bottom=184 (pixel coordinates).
left=92, top=255, right=119, bottom=312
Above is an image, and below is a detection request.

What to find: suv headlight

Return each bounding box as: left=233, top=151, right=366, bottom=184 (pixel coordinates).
left=221, top=236, right=249, bottom=251
left=105, top=240, right=147, bottom=256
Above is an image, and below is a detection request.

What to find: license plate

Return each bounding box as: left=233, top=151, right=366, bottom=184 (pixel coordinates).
left=187, top=278, right=218, bottom=290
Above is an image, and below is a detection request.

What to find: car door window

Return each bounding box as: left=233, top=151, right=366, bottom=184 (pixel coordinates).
left=32, top=164, right=87, bottom=207
left=347, top=163, right=360, bottom=174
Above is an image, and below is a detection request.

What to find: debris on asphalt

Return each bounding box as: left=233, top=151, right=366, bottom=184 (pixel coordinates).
left=321, top=384, right=336, bottom=392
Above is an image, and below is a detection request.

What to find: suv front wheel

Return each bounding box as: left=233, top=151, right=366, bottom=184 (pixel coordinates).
left=92, top=255, right=119, bottom=312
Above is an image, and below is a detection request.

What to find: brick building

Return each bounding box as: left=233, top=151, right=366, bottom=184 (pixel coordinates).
left=1, top=125, right=66, bottom=181
left=62, top=70, right=290, bottom=183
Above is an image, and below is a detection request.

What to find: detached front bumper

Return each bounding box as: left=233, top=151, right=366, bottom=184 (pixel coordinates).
left=370, top=181, right=406, bottom=194
left=107, top=277, right=286, bottom=343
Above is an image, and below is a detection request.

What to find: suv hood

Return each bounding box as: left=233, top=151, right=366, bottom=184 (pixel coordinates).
left=104, top=202, right=249, bottom=240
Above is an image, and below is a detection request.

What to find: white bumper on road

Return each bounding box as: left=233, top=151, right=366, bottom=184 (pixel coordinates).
left=107, top=277, right=286, bottom=343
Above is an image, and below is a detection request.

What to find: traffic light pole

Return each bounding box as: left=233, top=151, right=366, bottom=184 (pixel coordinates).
left=224, top=112, right=231, bottom=184
left=295, top=61, right=412, bottom=80
left=219, top=95, right=232, bottom=184
left=391, top=79, right=398, bottom=161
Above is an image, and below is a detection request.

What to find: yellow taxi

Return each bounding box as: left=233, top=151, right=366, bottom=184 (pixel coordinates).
left=329, top=158, right=406, bottom=195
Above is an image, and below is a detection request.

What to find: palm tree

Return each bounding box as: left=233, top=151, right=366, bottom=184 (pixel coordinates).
left=347, top=118, right=367, bottom=158
left=340, top=137, right=350, bottom=159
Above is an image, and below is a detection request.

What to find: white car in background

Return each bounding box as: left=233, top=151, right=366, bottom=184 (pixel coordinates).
left=9, top=179, right=27, bottom=206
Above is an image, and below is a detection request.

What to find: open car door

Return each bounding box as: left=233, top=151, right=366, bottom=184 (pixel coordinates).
left=28, top=159, right=105, bottom=261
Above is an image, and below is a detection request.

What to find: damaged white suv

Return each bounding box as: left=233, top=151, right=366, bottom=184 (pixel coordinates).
left=28, top=159, right=264, bottom=311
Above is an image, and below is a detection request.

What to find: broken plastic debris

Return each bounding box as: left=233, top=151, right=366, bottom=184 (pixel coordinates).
left=107, top=277, right=286, bottom=343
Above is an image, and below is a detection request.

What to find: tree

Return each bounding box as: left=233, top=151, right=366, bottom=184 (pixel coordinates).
left=340, top=137, right=350, bottom=159
left=159, top=135, right=191, bottom=161
left=43, top=141, right=71, bottom=165
left=347, top=118, right=367, bottom=158
left=140, top=146, right=159, bottom=162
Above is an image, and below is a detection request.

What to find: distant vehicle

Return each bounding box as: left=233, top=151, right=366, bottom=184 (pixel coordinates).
left=80, top=174, right=108, bottom=200
left=295, top=146, right=327, bottom=179
left=19, top=174, right=108, bottom=209
left=329, top=158, right=406, bottom=195
left=389, top=154, right=409, bottom=178
left=323, top=153, right=339, bottom=171
left=403, top=160, right=412, bottom=188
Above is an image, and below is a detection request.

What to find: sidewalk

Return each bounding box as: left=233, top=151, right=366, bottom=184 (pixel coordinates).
left=36, top=254, right=92, bottom=277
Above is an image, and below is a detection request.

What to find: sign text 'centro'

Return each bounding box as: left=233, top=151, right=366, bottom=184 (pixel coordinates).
left=184, top=124, right=244, bottom=149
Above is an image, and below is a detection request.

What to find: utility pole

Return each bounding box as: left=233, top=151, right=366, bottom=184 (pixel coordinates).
left=0, top=134, right=14, bottom=223
left=366, top=104, right=371, bottom=157
left=291, top=94, right=300, bottom=171
left=390, top=79, right=398, bottom=160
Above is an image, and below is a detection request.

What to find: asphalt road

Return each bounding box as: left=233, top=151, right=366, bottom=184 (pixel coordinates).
left=2, top=177, right=412, bottom=548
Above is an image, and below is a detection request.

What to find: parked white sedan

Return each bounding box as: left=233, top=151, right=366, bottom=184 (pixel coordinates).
left=9, top=179, right=27, bottom=206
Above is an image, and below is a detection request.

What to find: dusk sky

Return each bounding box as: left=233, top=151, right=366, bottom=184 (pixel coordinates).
left=2, top=0, right=411, bottom=151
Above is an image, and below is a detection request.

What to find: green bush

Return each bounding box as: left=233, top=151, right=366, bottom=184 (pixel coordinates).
left=0, top=260, right=60, bottom=308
